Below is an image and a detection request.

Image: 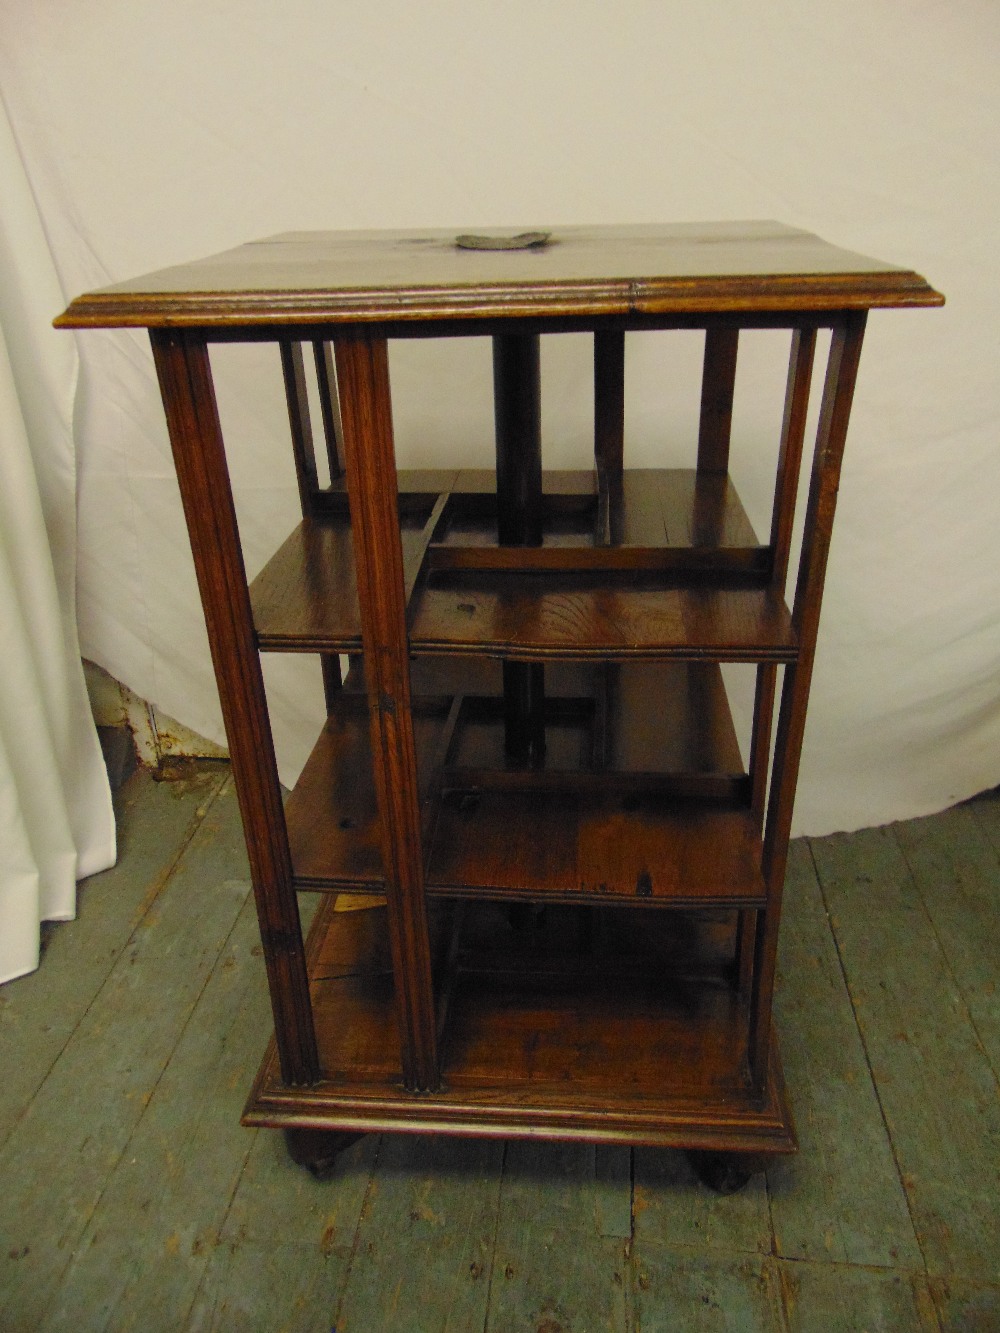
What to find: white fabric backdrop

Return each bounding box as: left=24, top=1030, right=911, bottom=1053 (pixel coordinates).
left=2, top=1, right=997, bottom=836
left=0, top=102, right=115, bottom=983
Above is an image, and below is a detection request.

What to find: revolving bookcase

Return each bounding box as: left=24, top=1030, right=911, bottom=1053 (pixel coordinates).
left=59, top=223, right=942, bottom=1180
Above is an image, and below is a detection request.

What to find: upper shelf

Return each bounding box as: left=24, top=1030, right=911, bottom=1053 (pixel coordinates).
left=250, top=468, right=796, bottom=662
left=55, top=221, right=943, bottom=329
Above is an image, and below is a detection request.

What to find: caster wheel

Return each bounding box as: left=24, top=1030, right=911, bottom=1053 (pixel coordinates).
left=687, top=1149, right=765, bottom=1195
left=284, top=1128, right=365, bottom=1178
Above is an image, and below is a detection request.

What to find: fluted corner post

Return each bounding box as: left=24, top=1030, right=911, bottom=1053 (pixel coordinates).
left=150, top=328, right=319, bottom=1087
left=334, top=330, right=440, bottom=1093
left=748, top=310, right=868, bottom=1092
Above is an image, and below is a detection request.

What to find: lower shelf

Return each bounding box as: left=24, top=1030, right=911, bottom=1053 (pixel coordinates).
left=285, top=659, right=767, bottom=909
left=243, top=896, right=796, bottom=1155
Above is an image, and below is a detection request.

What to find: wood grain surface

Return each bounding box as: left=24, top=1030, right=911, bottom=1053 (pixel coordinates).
left=57, top=221, right=942, bottom=327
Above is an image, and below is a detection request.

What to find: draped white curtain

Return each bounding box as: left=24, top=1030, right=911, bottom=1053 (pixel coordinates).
left=0, top=102, right=115, bottom=984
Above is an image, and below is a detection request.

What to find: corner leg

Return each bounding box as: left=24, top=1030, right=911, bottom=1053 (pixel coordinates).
left=284, top=1127, right=367, bottom=1177
left=686, top=1149, right=771, bottom=1195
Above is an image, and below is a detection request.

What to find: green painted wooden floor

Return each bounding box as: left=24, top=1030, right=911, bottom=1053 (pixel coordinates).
left=2, top=761, right=998, bottom=1331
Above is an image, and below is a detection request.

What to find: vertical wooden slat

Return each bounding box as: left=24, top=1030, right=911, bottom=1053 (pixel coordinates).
left=278, top=340, right=320, bottom=514
left=749, top=328, right=817, bottom=825
left=502, top=661, right=546, bottom=767
left=313, top=339, right=345, bottom=480
left=493, top=333, right=543, bottom=546
left=748, top=310, right=868, bottom=1089
left=150, top=329, right=318, bottom=1087
left=770, top=328, right=818, bottom=588
left=493, top=333, right=545, bottom=764
left=594, top=329, right=625, bottom=546
left=740, top=328, right=819, bottom=996
left=334, top=331, right=439, bottom=1092
left=279, top=339, right=343, bottom=711
left=697, top=325, right=740, bottom=473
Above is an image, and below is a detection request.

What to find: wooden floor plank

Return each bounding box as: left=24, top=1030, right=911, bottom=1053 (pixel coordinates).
left=777, top=1261, right=939, bottom=1333
left=0, top=765, right=226, bottom=1149
left=38, top=887, right=270, bottom=1332
left=629, top=1249, right=783, bottom=1332
left=219, top=1124, right=376, bottom=1251
left=205, top=1112, right=374, bottom=1328
left=811, top=825, right=1000, bottom=1280
left=930, top=1275, right=1000, bottom=1332
left=895, top=801, right=1000, bottom=1077
left=768, top=841, right=922, bottom=1268
left=0, top=776, right=250, bottom=1332
left=334, top=1133, right=503, bottom=1332
left=486, top=1140, right=628, bottom=1333
left=186, top=1242, right=348, bottom=1333
left=633, top=1147, right=772, bottom=1256
left=966, top=786, right=1000, bottom=861
left=594, top=1143, right=633, bottom=1240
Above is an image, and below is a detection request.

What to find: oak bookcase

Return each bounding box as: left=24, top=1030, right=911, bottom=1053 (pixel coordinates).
left=59, top=223, right=941, bottom=1183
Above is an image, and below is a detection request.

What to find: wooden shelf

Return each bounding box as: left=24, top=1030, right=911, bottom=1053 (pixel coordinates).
left=285, top=659, right=764, bottom=908
left=251, top=467, right=794, bottom=661
left=243, top=896, right=796, bottom=1153
left=427, top=788, right=764, bottom=908
left=410, top=576, right=794, bottom=663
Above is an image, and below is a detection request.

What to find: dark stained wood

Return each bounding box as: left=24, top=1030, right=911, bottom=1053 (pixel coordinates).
left=311, top=339, right=344, bottom=479
left=56, top=221, right=943, bottom=329
left=594, top=328, right=625, bottom=545
left=427, top=789, right=767, bottom=907
left=493, top=334, right=542, bottom=547
left=278, top=338, right=345, bottom=710
left=743, top=329, right=818, bottom=977
left=750, top=330, right=818, bottom=822
left=278, top=339, right=320, bottom=515
left=284, top=696, right=445, bottom=891
left=501, top=660, right=545, bottom=765
left=320, top=652, right=343, bottom=708
left=697, top=327, right=740, bottom=473
left=410, top=575, right=796, bottom=661
left=770, top=328, right=818, bottom=589
left=244, top=896, right=796, bottom=1154
left=334, top=331, right=439, bottom=1093
left=749, top=311, right=868, bottom=1089
left=61, top=225, right=938, bottom=1181
left=284, top=659, right=747, bottom=896
left=250, top=469, right=769, bottom=652
left=493, top=333, right=546, bottom=762
left=426, top=542, right=767, bottom=574
left=149, top=330, right=318, bottom=1087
